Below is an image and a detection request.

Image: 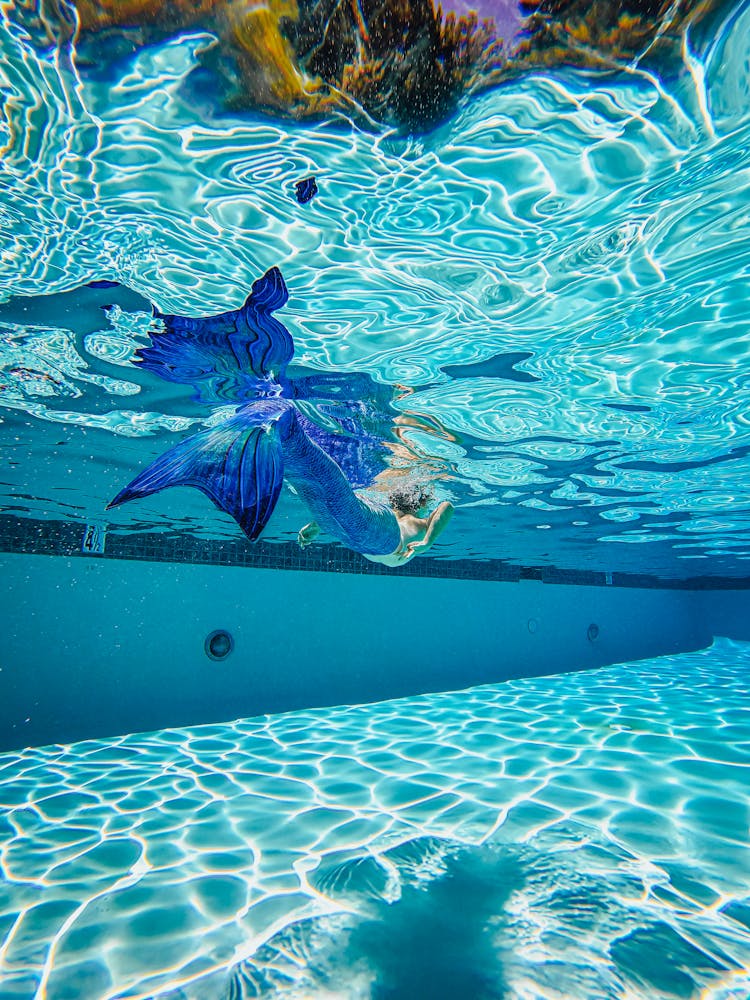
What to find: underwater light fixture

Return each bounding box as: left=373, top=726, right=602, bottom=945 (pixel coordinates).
left=205, top=629, right=235, bottom=661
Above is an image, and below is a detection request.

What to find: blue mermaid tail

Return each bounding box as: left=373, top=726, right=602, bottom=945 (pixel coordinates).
left=135, top=264, right=395, bottom=481
left=107, top=404, right=285, bottom=541
left=138, top=266, right=294, bottom=405
left=283, top=406, right=400, bottom=555
left=108, top=267, right=402, bottom=554
left=108, top=398, right=400, bottom=552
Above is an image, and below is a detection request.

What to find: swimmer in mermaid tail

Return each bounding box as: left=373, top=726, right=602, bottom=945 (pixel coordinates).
left=107, top=267, right=453, bottom=565
left=297, top=482, right=452, bottom=566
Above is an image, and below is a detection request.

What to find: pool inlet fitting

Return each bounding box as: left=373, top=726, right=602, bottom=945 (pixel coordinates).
left=205, top=629, right=234, bottom=661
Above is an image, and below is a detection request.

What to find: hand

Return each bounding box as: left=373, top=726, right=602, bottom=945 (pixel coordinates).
left=298, top=522, right=320, bottom=549
left=402, top=540, right=425, bottom=560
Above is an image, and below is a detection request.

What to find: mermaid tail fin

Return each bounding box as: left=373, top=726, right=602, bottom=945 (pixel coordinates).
left=107, top=408, right=285, bottom=541
left=140, top=266, right=294, bottom=404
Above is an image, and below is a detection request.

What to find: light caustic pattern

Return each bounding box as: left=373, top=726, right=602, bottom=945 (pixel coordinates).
left=2, top=5, right=750, bottom=572
left=0, top=639, right=748, bottom=999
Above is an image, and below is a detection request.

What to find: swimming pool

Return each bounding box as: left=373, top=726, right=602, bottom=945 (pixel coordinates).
left=1, top=0, right=749, bottom=996
left=1, top=640, right=749, bottom=998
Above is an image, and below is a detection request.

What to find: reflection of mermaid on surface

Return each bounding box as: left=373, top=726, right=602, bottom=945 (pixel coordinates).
left=107, top=267, right=453, bottom=565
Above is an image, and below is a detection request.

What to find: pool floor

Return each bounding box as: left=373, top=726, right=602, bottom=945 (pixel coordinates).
left=1, top=639, right=749, bottom=999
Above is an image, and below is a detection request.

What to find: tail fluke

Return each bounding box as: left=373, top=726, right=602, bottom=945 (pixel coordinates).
left=141, top=266, right=294, bottom=404
left=107, top=409, right=285, bottom=541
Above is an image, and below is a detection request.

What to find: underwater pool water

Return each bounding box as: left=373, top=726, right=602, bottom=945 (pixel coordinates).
left=1, top=639, right=749, bottom=999
left=1, top=0, right=750, bottom=576
left=2, top=0, right=750, bottom=998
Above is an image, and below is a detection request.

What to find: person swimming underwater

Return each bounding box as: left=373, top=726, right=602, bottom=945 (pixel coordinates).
left=106, top=267, right=453, bottom=564
left=298, top=482, right=452, bottom=566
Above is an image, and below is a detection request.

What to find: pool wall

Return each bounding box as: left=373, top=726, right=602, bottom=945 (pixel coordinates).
left=2, top=552, right=748, bottom=753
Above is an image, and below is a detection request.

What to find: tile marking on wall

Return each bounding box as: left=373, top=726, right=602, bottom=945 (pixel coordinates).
left=0, top=514, right=747, bottom=589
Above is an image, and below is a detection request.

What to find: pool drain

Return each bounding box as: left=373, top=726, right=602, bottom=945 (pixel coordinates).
left=205, top=629, right=234, bottom=661
left=587, top=623, right=600, bottom=642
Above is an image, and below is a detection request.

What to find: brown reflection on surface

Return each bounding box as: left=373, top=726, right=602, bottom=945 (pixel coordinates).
left=515, top=0, right=720, bottom=72
left=58, top=0, right=725, bottom=131
left=68, top=0, right=501, bottom=129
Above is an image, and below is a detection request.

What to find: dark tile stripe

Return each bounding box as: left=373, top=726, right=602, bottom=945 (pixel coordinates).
left=0, top=514, right=748, bottom=590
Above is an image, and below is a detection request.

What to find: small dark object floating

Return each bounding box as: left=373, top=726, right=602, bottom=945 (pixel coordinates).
left=295, top=177, right=318, bottom=204
left=205, top=629, right=234, bottom=661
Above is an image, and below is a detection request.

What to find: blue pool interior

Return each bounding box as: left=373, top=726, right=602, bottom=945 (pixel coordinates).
left=1, top=637, right=749, bottom=999
left=2, top=552, right=750, bottom=753
left=2, top=0, right=750, bottom=996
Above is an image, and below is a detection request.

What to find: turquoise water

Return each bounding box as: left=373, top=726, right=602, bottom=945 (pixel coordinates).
left=1, top=639, right=749, bottom=998
left=1, top=2, right=750, bottom=575
left=2, top=3, right=750, bottom=998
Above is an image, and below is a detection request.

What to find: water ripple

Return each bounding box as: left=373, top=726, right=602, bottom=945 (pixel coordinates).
left=0, top=640, right=748, bottom=998
left=1, top=4, right=749, bottom=571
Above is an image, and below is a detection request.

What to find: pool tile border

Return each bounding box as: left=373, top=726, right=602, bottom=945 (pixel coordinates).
left=0, top=513, right=748, bottom=589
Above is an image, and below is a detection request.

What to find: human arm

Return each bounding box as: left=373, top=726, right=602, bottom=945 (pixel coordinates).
left=403, top=501, right=454, bottom=558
